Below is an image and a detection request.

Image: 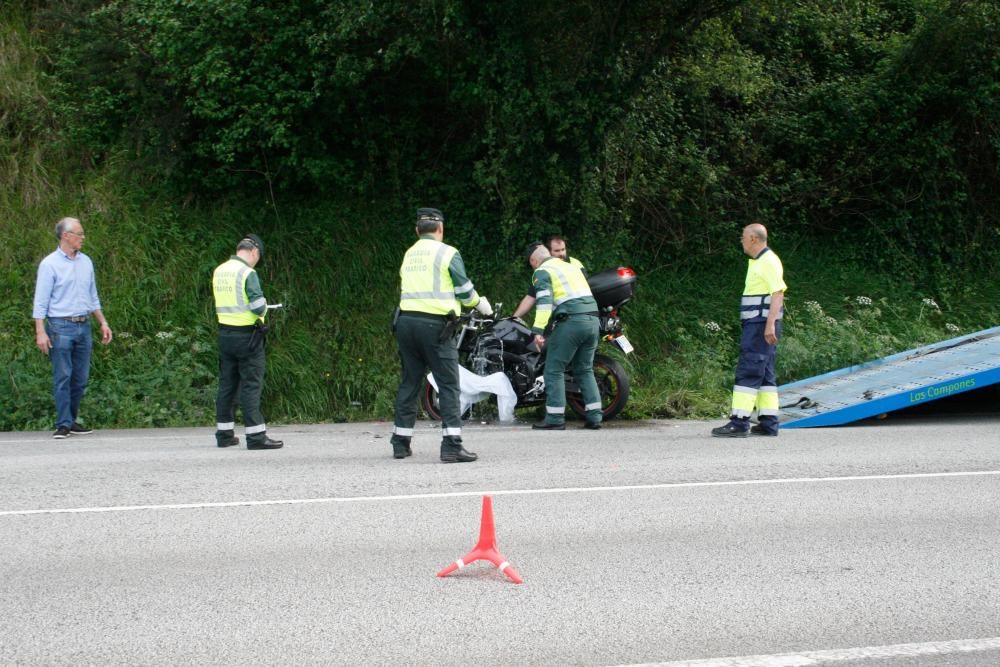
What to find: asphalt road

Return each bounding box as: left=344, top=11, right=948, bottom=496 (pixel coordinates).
left=1, top=415, right=998, bottom=666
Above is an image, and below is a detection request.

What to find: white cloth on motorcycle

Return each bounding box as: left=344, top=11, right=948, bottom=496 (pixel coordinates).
left=426, top=367, right=518, bottom=422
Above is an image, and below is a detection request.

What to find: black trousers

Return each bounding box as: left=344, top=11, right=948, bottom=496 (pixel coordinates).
left=215, top=326, right=267, bottom=444
left=392, top=314, right=462, bottom=443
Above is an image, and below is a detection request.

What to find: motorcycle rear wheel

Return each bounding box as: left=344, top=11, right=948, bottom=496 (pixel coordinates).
left=567, top=353, right=630, bottom=420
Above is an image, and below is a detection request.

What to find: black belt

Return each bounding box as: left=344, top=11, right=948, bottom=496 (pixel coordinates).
left=399, top=311, right=450, bottom=322
left=54, top=316, right=89, bottom=323
left=218, top=323, right=255, bottom=331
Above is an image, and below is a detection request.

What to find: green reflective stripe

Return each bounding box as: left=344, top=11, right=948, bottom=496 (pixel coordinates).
left=457, top=291, right=479, bottom=307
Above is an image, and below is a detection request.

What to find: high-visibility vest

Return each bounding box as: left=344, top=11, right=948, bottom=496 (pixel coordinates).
left=213, top=258, right=264, bottom=326
left=539, top=259, right=592, bottom=307
left=740, top=248, right=785, bottom=323
left=399, top=238, right=460, bottom=316
left=568, top=256, right=585, bottom=271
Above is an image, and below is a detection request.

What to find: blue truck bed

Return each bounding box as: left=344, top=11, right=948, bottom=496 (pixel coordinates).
left=780, top=326, right=1000, bottom=428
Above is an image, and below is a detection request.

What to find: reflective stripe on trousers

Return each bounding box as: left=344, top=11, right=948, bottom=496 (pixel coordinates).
left=729, top=320, right=780, bottom=424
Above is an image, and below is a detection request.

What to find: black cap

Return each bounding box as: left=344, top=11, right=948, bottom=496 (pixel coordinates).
left=243, top=234, right=264, bottom=258
left=416, top=208, right=444, bottom=224
left=524, top=241, right=543, bottom=267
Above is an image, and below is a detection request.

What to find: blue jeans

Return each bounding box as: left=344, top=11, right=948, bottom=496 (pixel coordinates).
left=47, top=318, right=92, bottom=429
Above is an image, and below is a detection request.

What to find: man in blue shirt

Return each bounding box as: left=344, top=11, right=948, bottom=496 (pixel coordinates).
left=33, top=217, right=113, bottom=439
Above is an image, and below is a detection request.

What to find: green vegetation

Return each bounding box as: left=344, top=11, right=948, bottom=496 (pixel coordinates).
left=2, top=1, right=998, bottom=431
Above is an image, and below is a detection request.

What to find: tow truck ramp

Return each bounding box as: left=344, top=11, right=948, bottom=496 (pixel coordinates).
left=780, top=325, right=1000, bottom=428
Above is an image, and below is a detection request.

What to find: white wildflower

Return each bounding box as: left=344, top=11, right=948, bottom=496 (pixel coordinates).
left=921, top=297, right=939, bottom=310
left=704, top=321, right=721, bottom=333
left=855, top=296, right=872, bottom=306
left=117, top=331, right=131, bottom=339
left=945, top=323, right=960, bottom=333
left=824, top=316, right=838, bottom=326
left=155, top=331, right=175, bottom=340
left=804, top=300, right=823, bottom=315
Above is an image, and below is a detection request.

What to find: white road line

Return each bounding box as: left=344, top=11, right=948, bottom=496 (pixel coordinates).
left=1, top=470, right=998, bottom=517
left=0, top=434, right=207, bottom=444
left=0, top=433, right=341, bottom=445
left=612, top=636, right=1000, bottom=666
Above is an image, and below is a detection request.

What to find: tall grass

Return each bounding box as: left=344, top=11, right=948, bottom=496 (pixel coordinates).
left=0, top=6, right=61, bottom=208
left=4, top=180, right=999, bottom=432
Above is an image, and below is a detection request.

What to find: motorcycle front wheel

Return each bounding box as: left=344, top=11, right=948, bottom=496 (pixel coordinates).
left=567, top=353, right=631, bottom=420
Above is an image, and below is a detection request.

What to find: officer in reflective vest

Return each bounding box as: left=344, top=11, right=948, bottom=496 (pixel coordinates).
left=712, top=223, right=787, bottom=437
left=512, top=233, right=586, bottom=320
left=391, top=208, right=492, bottom=463
left=212, top=234, right=283, bottom=450
left=526, top=242, right=603, bottom=431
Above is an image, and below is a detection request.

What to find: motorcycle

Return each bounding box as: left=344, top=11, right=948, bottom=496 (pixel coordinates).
left=421, top=267, right=637, bottom=421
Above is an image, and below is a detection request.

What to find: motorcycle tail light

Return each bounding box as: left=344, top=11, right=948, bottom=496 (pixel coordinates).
left=617, top=267, right=637, bottom=278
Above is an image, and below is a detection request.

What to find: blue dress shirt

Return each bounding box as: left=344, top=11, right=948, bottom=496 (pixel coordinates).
left=32, top=248, right=103, bottom=319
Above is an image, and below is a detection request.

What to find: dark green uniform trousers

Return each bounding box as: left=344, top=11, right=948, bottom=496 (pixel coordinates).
left=392, top=313, right=463, bottom=449
left=543, top=313, right=602, bottom=426
left=215, top=325, right=268, bottom=445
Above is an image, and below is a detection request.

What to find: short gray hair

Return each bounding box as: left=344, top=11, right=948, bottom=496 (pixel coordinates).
left=529, top=243, right=550, bottom=264
left=416, top=219, right=442, bottom=235
left=55, top=217, right=80, bottom=240
left=236, top=238, right=258, bottom=253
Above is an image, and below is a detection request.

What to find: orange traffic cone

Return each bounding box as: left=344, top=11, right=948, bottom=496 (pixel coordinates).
left=437, top=495, right=523, bottom=584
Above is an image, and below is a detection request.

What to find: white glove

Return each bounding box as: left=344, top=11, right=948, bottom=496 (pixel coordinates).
left=475, top=296, right=493, bottom=317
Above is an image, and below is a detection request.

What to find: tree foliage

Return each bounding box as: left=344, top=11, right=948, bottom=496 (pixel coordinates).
left=33, top=0, right=1000, bottom=269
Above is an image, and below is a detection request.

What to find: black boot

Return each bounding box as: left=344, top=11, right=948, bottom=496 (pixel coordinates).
left=248, top=435, right=284, bottom=449
left=711, top=418, right=750, bottom=438
left=440, top=436, right=477, bottom=463
left=391, top=435, right=412, bottom=459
